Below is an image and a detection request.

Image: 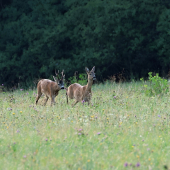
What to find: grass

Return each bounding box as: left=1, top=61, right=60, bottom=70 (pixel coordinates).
left=0, top=81, right=170, bottom=170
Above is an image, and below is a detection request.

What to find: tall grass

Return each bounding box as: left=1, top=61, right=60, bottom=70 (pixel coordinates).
left=0, top=81, right=170, bottom=170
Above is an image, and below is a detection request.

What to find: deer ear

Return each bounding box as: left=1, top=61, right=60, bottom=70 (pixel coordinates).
left=53, top=76, right=58, bottom=82
left=91, top=66, right=95, bottom=72
left=85, top=67, right=89, bottom=73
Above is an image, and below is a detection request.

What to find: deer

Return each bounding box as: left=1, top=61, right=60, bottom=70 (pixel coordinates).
left=36, top=70, right=65, bottom=106
left=66, top=66, right=96, bottom=106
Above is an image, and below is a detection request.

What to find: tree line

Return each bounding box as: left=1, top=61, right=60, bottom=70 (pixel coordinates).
left=0, top=0, right=170, bottom=87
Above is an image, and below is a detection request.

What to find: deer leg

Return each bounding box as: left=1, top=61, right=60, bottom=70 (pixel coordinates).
left=36, top=93, right=42, bottom=105
left=44, top=95, right=49, bottom=106
left=66, top=93, right=68, bottom=104
left=72, top=101, right=78, bottom=107
left=51, top=96, right=56, bottom=106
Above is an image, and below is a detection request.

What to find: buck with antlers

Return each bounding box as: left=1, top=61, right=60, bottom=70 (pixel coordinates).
left=66, top=66, right=96, bottom=106
left=36, top=70, right=65, bottom=106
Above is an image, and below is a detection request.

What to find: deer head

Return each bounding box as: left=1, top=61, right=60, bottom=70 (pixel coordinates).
left=53, top=70, right=65, bottom=89
left=85, top=66, right=96, bottom=81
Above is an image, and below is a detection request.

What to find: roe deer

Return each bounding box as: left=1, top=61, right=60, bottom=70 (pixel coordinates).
left=36, top=70, right=65, bottom=106
left=66, top=66, right=96, bottom=106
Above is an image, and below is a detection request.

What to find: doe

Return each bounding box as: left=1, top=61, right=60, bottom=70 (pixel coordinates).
left=66, top=66, right=96, bottom=106
left=36, top=70, right=65, bottom=106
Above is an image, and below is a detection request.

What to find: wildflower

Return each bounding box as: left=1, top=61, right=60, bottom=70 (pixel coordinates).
left=17, top=130, right=20, bottom=133
left=97, top=132, right=101, bottom=135
left=124, top=163, right=128, bottom=167
left=87, top=160, right=90, bottom=162
left=78, top=133, right=81, bottom=135
left=136, top=155, right=139, bottom=158
left=158, top=115, right=161, bottom=117
left=7, top=108, right=12, bottom=111
left=20, top=89, right=23, bottom=91
left=45, top=139, right=48, bottom=141
left=147, top=148, right=150, bottom=151
left=23, top=155, right=27, bottom=158
left=114, top=96, right=116, bottom=99
left=148, top=158, right=151, bottom=161
left=82, top=100, right=85, bottom=104
left=2, top=84, right=3, bottom=86
left=136, top=162, right=140, bottom=167
left=79, top=129, right=82, bottom=131
left=12, top=113, right=15, bottom=115
left=20, top=111, right=22, bottom=113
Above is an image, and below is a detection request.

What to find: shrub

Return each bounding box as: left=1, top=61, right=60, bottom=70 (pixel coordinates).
left=68, top=73, right=87, bottom=86
left=140, top=72, right=169, bottom=96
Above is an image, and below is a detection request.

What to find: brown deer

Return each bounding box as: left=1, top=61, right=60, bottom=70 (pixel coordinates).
left=36, top=70, right=65, bottom=106
left=66, top=66, right=96, bottom=106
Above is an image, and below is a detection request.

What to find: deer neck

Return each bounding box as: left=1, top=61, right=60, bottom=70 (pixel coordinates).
left=85, top=78, right=93, bottom=92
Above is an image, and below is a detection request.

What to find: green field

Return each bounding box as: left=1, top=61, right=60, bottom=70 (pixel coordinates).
left=0, top=82, right=170, bottom=170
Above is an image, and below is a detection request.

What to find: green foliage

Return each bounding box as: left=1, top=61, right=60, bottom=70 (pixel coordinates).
left=68, top=76, right=77, bottom=85
left=68, top=73, right=87, bottom=86
left=1, top=0, right=170, bottom=86
left=140, top=72, right=169, bottom=96
left=78, top=73, right=87, bottom=85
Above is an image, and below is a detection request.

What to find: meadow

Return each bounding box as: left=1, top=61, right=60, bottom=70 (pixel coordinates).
left=0, top=81, right=170, bottom=170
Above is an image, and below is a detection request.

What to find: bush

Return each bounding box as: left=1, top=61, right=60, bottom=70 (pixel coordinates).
left=140, top=72, right=169, bottom=96
left=68, top=73, right=87, bottom=86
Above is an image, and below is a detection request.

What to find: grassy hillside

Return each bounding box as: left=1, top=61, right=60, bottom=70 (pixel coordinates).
left=0, top=82, right=170, bottom=169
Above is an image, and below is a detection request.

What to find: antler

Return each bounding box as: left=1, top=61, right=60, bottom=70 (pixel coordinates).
left=61, top=70, right=65, bottom=77
left=55, top=69, right=60, bottom=79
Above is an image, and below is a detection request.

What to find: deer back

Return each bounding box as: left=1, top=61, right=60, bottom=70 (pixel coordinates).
left=38, top=79, right=59, bottom=96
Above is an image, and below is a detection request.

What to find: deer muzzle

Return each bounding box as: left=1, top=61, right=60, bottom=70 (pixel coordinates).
left=61, top=86, right=64, bottom=89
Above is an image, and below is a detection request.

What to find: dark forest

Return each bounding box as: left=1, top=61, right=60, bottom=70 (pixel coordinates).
left=0, top=0, right=170, bottom=87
